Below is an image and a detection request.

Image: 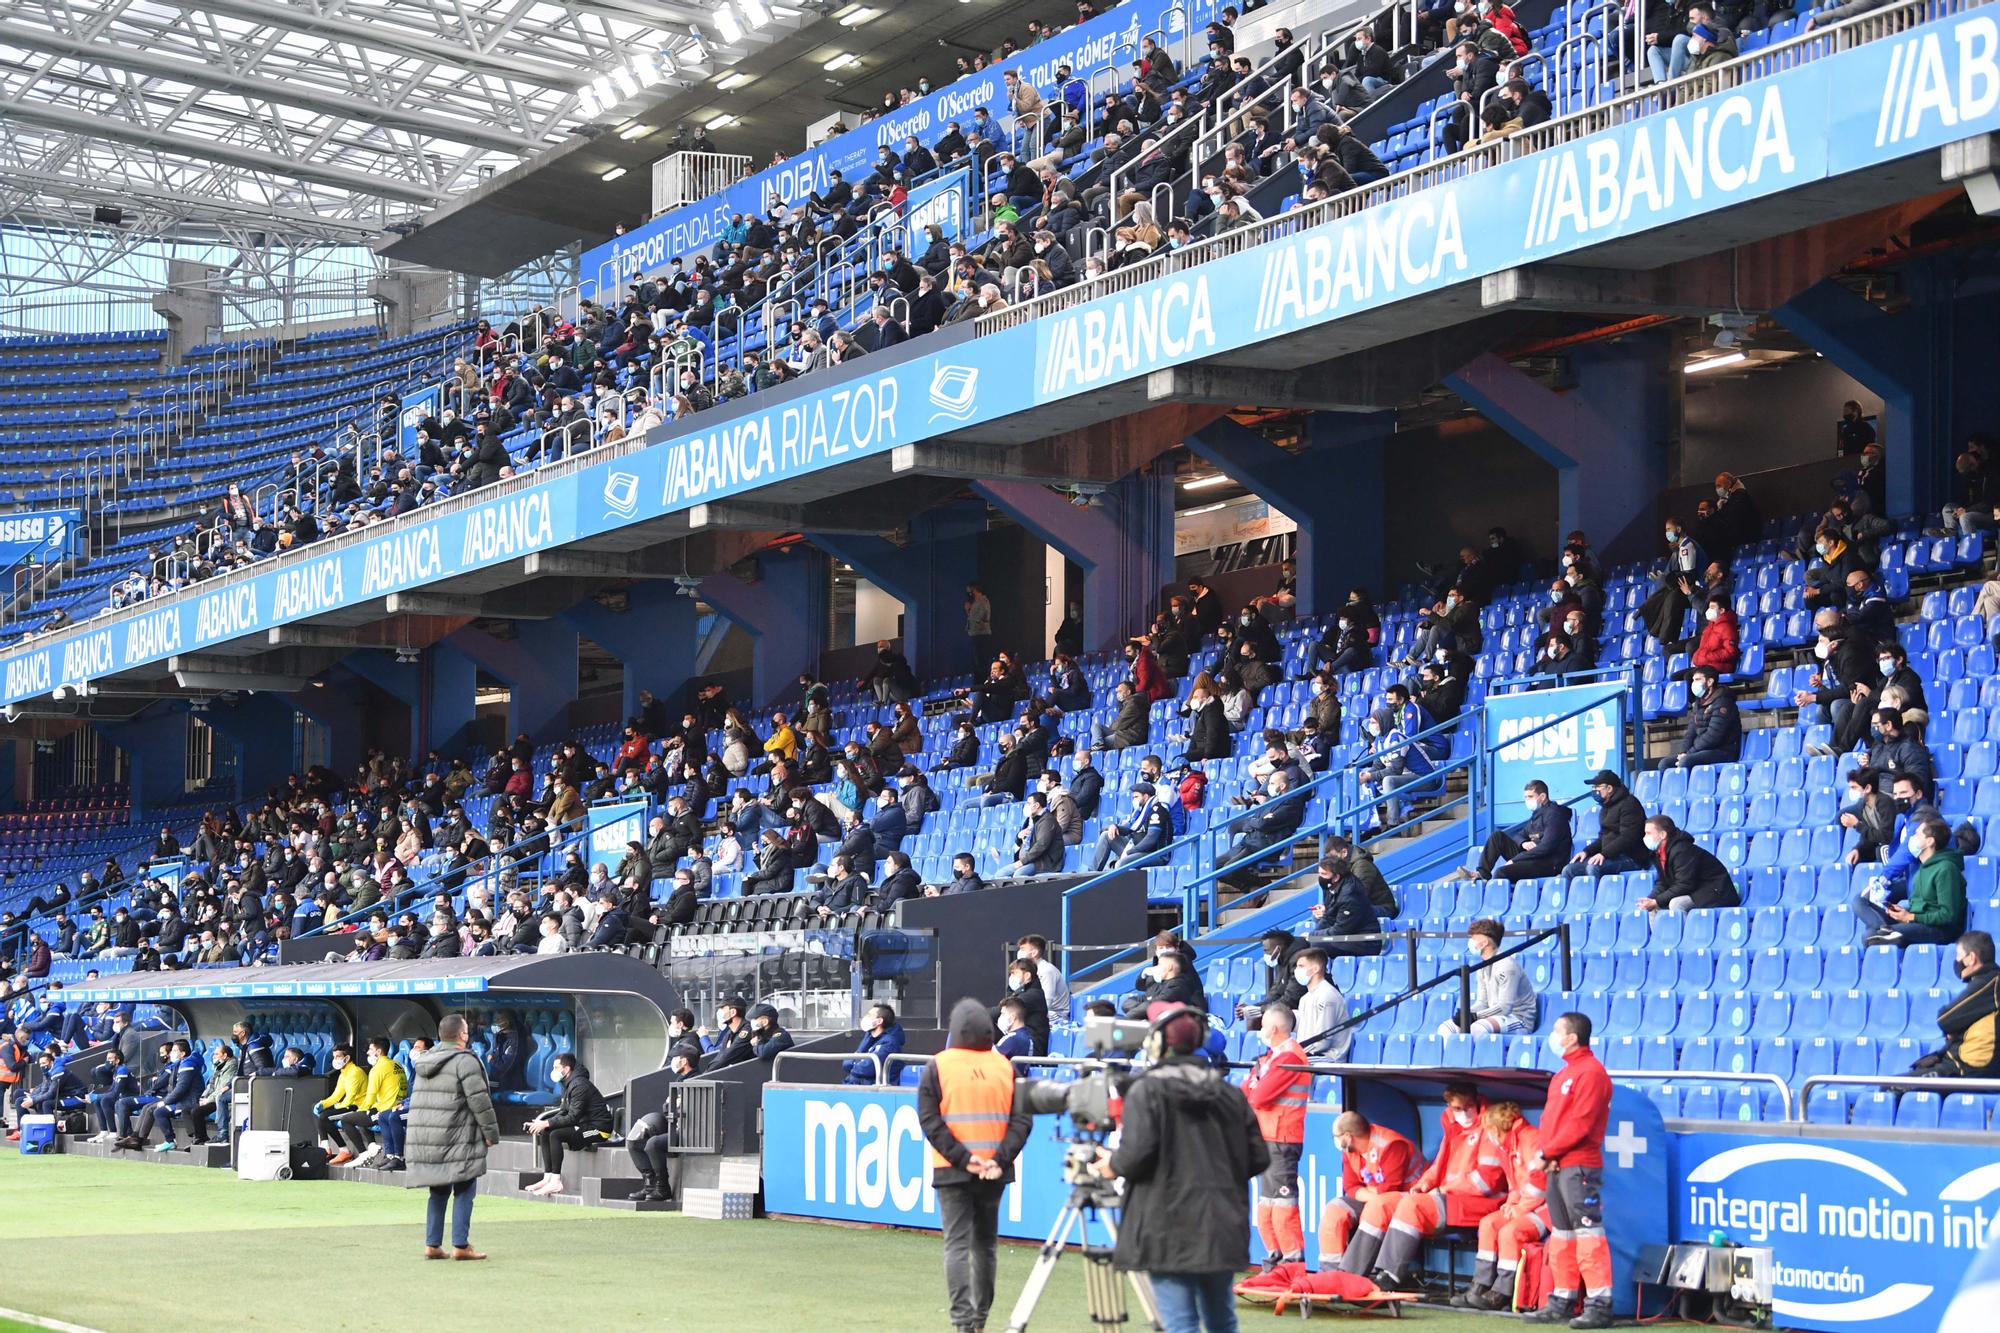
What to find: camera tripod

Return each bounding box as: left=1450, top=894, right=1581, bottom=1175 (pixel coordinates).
left=1003, top=1168, right=1163, bottom=1332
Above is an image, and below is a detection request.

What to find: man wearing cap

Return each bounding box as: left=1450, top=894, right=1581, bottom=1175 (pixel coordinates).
left=625, top=1030, right=702, bottom=1202
left=919, top=999, right=1034, bottom=1333
left=1561, top=772, right=1647, bottom=882
left=1092, top=1002, right=1266, bottom=1326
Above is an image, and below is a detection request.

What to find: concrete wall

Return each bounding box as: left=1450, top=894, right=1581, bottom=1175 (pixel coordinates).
left=1383, top=418, right=1561, bottom=592
left=1680, top=357, right=1880, bottom=486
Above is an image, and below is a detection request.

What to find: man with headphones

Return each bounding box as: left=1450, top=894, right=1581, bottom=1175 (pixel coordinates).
left=1093, top=1003, right=1267, bottom=1332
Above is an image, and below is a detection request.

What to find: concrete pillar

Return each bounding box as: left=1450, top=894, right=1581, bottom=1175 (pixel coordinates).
left=560, top=582, right=701, bottom=724
left=1774, top=263, right=1992, bottom=519
left=200, top=693, right=300, bottom=799
left=369, top=269, right=457, bottom=340
left=807, top=500, right=983, bottom=681
left=150, top=261, right=223, bottom=366
left=285, top=680, right=370, bottom=775
left=699, top=546, right=830, bottom=707
left=1444, top=329, right=1675, bottom=564
left=449, top=623, right=577, bottom=743
left=98, top=706, right=193, bottom=819
left=1185, top=412, right=1392, bottom=617
left=973, top=468, right=1174, bottom=654
left=340, top=644, right=478, bottom=757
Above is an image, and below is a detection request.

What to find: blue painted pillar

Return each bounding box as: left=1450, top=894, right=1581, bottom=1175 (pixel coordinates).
left=1774, top=266, right=1988, bottom=519
left=973, top=468, right=1174, bottom=654
left=807, top=500, right=983, bottom=681
left=285, top=680, right=368, bottom=775
left=341, top=644, right=478, bottom=757
left=98, top=705, right=193, bottom=819
left=201, top=693, right=299, bottom=798
left=449, top=622, right=578, bottom=743
left=560, top=581, right=700, bottom=723
left=1185, top=412, right=1392, bottom=616
left=699, top=545, right=830, bottom=707
left=1444, top=329, right=1673, bottom=563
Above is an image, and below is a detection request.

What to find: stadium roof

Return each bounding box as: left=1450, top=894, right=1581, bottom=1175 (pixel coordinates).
left=2, top=0, right=1071, bottom=265
left=0, top=0, right=775, bottom=244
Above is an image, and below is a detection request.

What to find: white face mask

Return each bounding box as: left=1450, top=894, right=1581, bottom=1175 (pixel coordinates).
left=1547, top=1033, right=1568, bottom=1058
left=1815, top=640, right=1832, bottom=661
left=1643, top=831, right=1664, bottom=852
left=1877, top=659, right=1896, bottom=675
left=1293, top=966, right=1312, bottom=985
left=1705, top=607, right=1721, bottom=622
left=1549, top=590, right=1564, bottom=603
left=1452, top=1107, right=1475, bottom=1127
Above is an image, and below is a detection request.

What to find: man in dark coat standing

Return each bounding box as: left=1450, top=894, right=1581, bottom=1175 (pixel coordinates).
left=406, top=1014, right=500, bottom=1260
left=1093, top=1003, right=1268, bottom=1321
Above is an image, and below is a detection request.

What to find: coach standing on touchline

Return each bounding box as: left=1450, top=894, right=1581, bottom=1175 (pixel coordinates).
left=406, top=1013, right=501, bottom=1261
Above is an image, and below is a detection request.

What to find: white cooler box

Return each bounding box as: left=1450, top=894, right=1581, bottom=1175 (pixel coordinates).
left=237, top=1130, right=292, bottom=1180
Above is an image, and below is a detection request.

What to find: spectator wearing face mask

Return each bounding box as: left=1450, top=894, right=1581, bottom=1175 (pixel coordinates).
left=1441, top=920, right=1540, bottom=1036
left=842, top=1003, right=905, bottom=1085
left=1638, top=517, right=1706, bottom=644
left=523, top=1054, right=613, bottom=1196
left=998, top=958, right=1051, bottom=1055
left=1859, top=817, right=1966, bottom=947
left=1562, top=772, right=1647, bottom=882
left=1673, top=667, right=1741, bottom=768
left=1912, top=931, right=2000, bottom=1077
left=1449, top=780, right=1573, bottom=882
left=1872, top=641, right=1930, bottom=734
left=1864, top=708, right=1934, bottom=795
left=1684, top=594, right=1739, bottom=677
left=1308, top=853, right=1384, bottom=960
left=1634, top=815, right=1740, bottom=913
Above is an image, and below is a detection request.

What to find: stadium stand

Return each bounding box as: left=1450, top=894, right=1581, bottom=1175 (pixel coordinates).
left=5, top=0, right=2000, bottom=1322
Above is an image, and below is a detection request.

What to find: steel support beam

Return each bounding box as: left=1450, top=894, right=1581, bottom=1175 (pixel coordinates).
left=186, top=0, right=591, bottom=91
left=1, top=100, right=443, bottom=206
left=0, top=19, right=527, bottom=155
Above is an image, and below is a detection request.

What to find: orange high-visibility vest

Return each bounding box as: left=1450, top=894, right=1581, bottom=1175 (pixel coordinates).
left=928, top=1046, right=1016, bottom=1170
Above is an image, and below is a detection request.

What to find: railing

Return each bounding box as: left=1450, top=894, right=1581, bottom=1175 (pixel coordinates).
left=1308, top=922, right=1575, bottom=1050
left=1061, top=674, right=1636, bottom=986
left=302, top=805, right=604, bottom=938
left=771, top=1049, right=877, bottom=1083
left=981, top=0, right=1963, bottom=335
left=1797, top=1072, right=2000, bottom=1120
left=1610, top=1069, right=1794, bottom=1121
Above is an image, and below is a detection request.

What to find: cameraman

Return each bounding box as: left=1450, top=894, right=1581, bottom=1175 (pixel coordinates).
left=919, top=999, right=1034, bottom=1333
left=1091, top=1004, right=1267, bottom=1333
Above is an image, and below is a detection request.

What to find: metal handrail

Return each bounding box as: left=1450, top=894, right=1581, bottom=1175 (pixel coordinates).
left=983, top=0, right=1962, bottom=338
left=1796, top=1072, right=2000, bottom=1121
left=772, top=1049, right=880, bottom=1083
left=1610, top=1068, right=1794, bottom=1122
left=304, top=806, right=599, bottom=938
left=1308, top=922, right=1575, bottom=1049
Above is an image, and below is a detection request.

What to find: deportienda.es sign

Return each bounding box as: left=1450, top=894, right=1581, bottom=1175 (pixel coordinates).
left=1676, top=1134, right=2000, bottom=1331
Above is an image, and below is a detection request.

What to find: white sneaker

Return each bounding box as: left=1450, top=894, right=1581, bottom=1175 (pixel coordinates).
left=352, top=1145, right=384, bottom=1166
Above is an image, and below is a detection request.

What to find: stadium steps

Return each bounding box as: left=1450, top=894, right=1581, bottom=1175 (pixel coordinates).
left=58, top=1133, right=231, bottom=1170
left=475, top=1135, right=673, bottom=1209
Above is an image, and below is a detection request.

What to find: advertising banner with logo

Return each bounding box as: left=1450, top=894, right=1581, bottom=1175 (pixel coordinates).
left=9, top=3, right=2000, bottom=707
left=765, top=1084, right=1667, bottom=1310
left=904, top=165, right=974, bottom=244
left=582, top=0, right=1213, bottom=295
left=399, top=384, right=441, bottom=453
left=1484, top=680, right=1628, bottom=822
left=0, top=509, right=80, bottom=568
left=1674, top=1130, right=2000, bottom=1333
left=587, top=798, right=649, bottom=863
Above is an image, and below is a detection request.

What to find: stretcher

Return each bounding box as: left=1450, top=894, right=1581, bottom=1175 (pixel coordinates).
left=1234, top=1263, right=1421, bottom=1317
